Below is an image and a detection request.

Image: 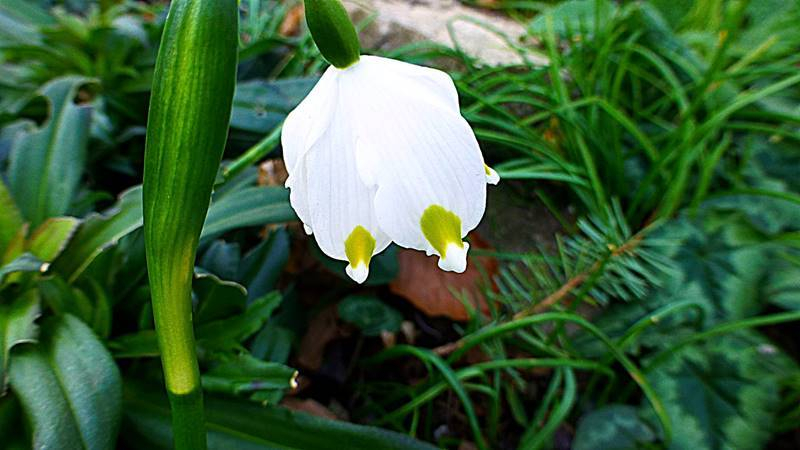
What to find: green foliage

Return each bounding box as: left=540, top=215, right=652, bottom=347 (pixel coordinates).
left=0, top=179, right=23, bottom=255
left=448, top=0, right=800, bottom=225
left=231, top=78, right=316, bottom=134
left=338, top=295, right=403, bottom=336
left=494, top=203, right=670, bottom=314
left=0, top=290, right=40, bottom=389
left=645, top=333, right=793, bottom=450
left=1, top=0, right=799, bottom=449
left=6, top=77, right=93, bottom=227
left=8, top=314, right=121, bottom=450
left=202, top=353, right=296, bottom=401
left=572, top=405, right=657, bottom=450
left=202, top=186, right=296, bottom=241
left=122, top=381, right=438, bottom=450
left=50, top=186, right=143, bottom=282
left=0, top=254, right=44, bottom=285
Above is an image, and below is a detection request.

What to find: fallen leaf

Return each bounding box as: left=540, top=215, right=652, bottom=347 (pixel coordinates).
left=389, top=233, right=497, bottom=321
left=257, top=159, right=288, bottom=187
left=279, top=4, right=305, bottom=37
left=296, top=305, right=346, bottom=371
left=256, top=159, right=289, bottom=237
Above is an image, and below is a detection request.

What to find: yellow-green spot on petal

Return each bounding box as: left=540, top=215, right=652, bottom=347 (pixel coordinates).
left=420, top=204, right=463, bottom=258
left=345, top=225, right=376, bottom=269
left=484, top=164, right=500, bottom=185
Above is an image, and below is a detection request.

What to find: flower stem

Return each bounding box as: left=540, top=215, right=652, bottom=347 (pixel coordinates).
left=142, top=1, right=238, bottom=448
left=166, top=385, right=206, bottom=449
left=223, top=123, right=283, bottom=181
left=149, top=270, right=205, bottom=449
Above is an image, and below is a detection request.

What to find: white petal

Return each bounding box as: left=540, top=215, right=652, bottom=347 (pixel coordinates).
left=359, top=55, right=461, bottom=113
left=345, top=263, right=369, bottom=284
left=438, top=242, right=469, bottom=273
left=282, top=67, right=339, bottom=180
left=282, top=67, right=340, bottom=231
left=301, top=92, right=391, bottom=265
left=485, top=165, right=500, bottom=185
left=340, top=62, right=487, bottom=254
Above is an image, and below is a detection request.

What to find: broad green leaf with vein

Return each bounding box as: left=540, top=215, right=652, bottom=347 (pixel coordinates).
left=8, top=314, right=121, bottom=450
left=122, top=380, right=438, bottom=450
left=0, top=290, right=40, bottom=391
left=51, top=186, right=143, bottom=283
left=0, top=179, right=23, bottom=256
left=643, top=332, right=795, bottom=450
left=6, top=76, right=93, bottom=227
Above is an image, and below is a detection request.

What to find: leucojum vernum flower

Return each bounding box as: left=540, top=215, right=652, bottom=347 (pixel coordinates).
left=283, top=0, right=499, bottom=283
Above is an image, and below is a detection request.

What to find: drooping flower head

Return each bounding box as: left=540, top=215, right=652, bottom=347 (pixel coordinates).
left=282, top=0, right=499, bottom=283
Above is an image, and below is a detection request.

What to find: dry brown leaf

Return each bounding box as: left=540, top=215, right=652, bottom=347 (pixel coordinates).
left=389, top=233, right=497, bottom=321
left=296, top=305, right=344, bottom=371
left=279, top=4, right=305, bottom=37
left=257, top=158, right=288, bottom=187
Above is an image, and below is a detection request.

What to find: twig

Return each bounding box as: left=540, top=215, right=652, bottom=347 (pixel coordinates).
left=513, top=232, right=644, bottom=320
left=433, top=231, right=646, bottom=358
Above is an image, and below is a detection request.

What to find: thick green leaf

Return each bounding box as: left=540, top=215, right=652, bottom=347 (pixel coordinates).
left=239, top=228, right=290, bottom=301
left=37, top=276, right=91, bottom=321
left=202, top=186, right=296, bottom=241
left=643, top=332, right=793, bottom=450
left=27, top=216, right=79, bottom=262
left=196, top=291, right=282, bottom=352
left=763, top=260, right=800, bottom=310
left=573, top=405, right=657, bottom=450
left=199, top=240, right=241, bottom=282
left=231, top=78, right=316, bottom=134
left=51, top=186, right=143, bottom=282
left=703, top=194, right=800, bottom=236
left=338, top=295, right=402, bottom=336
left=122, top=381, right=438, bottom=450
left=194, top=271, right=247, bottom=324
left=8, top=314, right=122, bottom=450
left=250, top=324, right=293, bottom=365
left=1, top=224, right=27, bottom=265
left=0, top=393, right=28, bottom=449
left=108, top=330, right=159, bottom=359
left=202, top=353, right=296, bottom=397
left=6, top=76, right=93, bottom=227
left=0, top=178, right=23, bottom=256
left=0, top=253, right=44, bottom=285
left=0, top=290, right=40, bottom=389
left=0, top=0, right=50, bottom=45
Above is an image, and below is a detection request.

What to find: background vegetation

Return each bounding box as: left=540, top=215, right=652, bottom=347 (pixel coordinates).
left=1, top=0, right=799, bottom=449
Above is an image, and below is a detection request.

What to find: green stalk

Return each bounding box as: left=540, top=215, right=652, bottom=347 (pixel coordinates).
left=143, top=1, right=238, bottom=449
left=222, top=123, right=283, bottom=181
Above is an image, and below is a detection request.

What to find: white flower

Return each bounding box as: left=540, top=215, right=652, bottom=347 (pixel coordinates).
left=282, top=55, right=499, bottom=283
